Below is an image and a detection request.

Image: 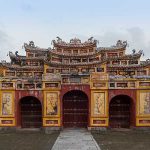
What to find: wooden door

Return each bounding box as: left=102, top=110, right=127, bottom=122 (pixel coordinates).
left=109, top=96, right=131, bottom=128
left=21, top=97, right=42, bottom=128
left=63, top=90, right=88, bottom=128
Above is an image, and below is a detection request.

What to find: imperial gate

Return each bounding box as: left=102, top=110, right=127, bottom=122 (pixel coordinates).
left=0, top=37, right=150, bottom=130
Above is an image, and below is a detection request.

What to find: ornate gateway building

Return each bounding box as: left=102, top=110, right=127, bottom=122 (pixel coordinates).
left=0, top=37, right=150, bottom=130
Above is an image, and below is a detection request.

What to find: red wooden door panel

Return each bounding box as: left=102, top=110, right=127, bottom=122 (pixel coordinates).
left=63, top=90, right=88, bottom=128
left=109, top=96, right=131, bottom=128
left=21, top=97, right=42, bottom=128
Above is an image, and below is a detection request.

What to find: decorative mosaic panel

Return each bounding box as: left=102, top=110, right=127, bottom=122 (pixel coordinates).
left=139, top=92, right=150, bottom=115
left=93, top=92, right=105, bottom=116
left=1, top=92, right=13, bottom=116
left=46, top=92, right=58, bottom=116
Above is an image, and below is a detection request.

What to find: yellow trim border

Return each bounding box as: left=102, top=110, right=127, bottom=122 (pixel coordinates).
left=90, top=118, right=108, bottom=127
left=43, top=118, right=60, bottom=127
left=0, top=118, right=15, bottom=126
left=136, top=118, right=150, bottom=126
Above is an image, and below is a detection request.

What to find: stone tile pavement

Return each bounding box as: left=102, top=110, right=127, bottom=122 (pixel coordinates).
left=51, top=128, right=101, bottom=150
left=0, top=130, right=59, bottom=150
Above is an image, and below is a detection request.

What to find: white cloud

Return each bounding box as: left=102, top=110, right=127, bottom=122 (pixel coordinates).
left=92, top=27, right=150, bottom=60
left=126, top=27, right=150, bottom=59
left=0, top=30, right=13, bottom=61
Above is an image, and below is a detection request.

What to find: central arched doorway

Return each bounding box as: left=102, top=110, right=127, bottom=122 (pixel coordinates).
left=20, top=96, right=42, bottom=128
left=109, top=95, right=133, bottom=128
left=63, top=90, right=88, bottom=128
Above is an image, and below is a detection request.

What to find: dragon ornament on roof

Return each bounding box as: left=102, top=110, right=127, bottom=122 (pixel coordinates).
left=8, top=51, right=21, bottom=65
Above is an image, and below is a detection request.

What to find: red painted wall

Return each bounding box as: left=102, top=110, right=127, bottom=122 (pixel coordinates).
left=60, top=84, right=90, bottom=100
left=109, top=89, right=136, bottom=102
left=14, top=87, right=137, bottom=128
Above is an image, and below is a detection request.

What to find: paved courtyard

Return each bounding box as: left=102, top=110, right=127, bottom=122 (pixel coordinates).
left=92, top=129, right=150, bottom=150
left=0, top=131, right=59, bottom=150
left=1, top=128, right=150, bottom=150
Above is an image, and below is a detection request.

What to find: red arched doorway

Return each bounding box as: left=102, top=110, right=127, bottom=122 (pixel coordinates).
left=20, top=96, right=42, bottom=128
left=63, top=90, right=88, bottom=128
left=109, top=95, right=133, bottom=128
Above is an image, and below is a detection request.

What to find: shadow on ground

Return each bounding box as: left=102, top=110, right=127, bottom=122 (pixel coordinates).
left=0, top=131, right=59, bottom=150
left=92, top=130, right=150, bottom=150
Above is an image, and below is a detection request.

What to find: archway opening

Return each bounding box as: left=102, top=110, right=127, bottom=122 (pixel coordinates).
left=109, top=95, right=133, bottom=128
left=63, top=90, right=88, bottom=128
left=20, top=96, right=42, bottom=128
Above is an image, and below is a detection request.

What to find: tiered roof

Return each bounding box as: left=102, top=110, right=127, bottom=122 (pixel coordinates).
left=3, top=37, right=148, bottom=72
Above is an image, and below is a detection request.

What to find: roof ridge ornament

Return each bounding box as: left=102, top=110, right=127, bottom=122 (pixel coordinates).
left=116, top=40, right=127, bottom=48
left=70, top=38, right=81, bottom=44
left=132, top=49, right=136, bottom=54
left=88, top=37, right=94, bottom=42
left=56, top=37, right=62, bottom=43
left=29, top=41, right=35, bottom=47
left=8, top=51, right=20, bottom=65
left=52, top=37, right=98, bottom=47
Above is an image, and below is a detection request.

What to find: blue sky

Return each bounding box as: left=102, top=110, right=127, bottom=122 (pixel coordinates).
left=0, top=0, right=150, bottom=61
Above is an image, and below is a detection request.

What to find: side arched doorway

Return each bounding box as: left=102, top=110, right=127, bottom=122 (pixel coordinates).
left=63, top=90, right=88, bottom=128
left=109, top=95, right=133, bottom=128
left=20, top=96, right=42, bottom=128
